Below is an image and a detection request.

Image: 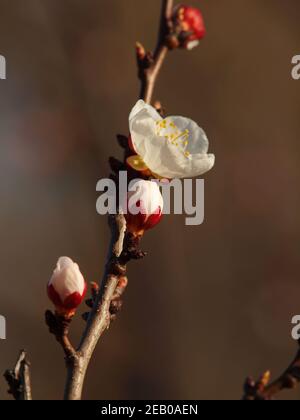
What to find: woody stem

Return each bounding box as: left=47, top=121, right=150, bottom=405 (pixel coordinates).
left=139, top=0, right=174, bottom=103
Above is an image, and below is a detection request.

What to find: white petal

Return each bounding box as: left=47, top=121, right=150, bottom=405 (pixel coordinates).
left=129, top=99, right=162, bottom=124
left=169, top=116, right=209, bottom=154
left=187, top=40, right=200, bottom=50
left=129, top=101, right=215, bottom=179
left=57, top=256, right=74, bottom=270
left=129, top=100, right=162, bottom=161
left=50, top=257, right=85, bottom=301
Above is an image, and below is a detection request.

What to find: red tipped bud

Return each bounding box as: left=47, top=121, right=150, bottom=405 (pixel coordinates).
left=172, top=5, right=206, bottom=50
left=123, top=180, right=163, bottom=237
left=47, top=257, right=87, bottom=317
left=135, top=42, right=146, bottom=61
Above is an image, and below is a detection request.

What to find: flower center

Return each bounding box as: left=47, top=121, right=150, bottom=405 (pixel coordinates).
left=156, top=119, right=191, bottom=159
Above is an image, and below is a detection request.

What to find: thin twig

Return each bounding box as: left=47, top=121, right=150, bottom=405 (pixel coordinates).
left=63, top=217, right=147, bottom=400
left=4, top=350, right=32, bottom=400
left=138, top=0, right=174, bottom=103
left=45, top=311, right=77, bottom=361
left=63, top=214, right=127, bottom=400
left=243, top=340, right=300, bottom=400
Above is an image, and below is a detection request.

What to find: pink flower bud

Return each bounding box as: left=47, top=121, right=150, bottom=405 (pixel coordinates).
left=124, top=180, right=164, bottom=237
left=172, top=5, right=206, bottom=50
left=47, top=257, right=87, bottom=317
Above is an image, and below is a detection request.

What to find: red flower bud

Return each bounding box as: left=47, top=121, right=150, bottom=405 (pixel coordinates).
left=123, top=180, right=164, bottom=237
left=172, top=5, right=206, bottom=50
left=47, top=257, right=87, bottom=317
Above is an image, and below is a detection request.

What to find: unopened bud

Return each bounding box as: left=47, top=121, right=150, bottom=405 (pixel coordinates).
left=172, top=5, right=206, bottom=50
left=136, top=42, right=146, bottom=60
left=47, top=257, right=87, bottom=318
left=122, top=180, right=164, bottom=237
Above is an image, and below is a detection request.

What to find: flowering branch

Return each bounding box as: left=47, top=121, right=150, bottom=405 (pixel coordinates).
left=42, top=2, right=300, bottom=402
left=4, top=351, right=32, bottom=401
left=4, top=0, right=211, bottom=401
left=56, top=1, right=176, bottom=400
left=243, top=339, right=300, bottom=400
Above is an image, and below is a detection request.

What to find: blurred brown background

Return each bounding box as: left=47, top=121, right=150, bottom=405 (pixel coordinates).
left=0, top=0, right=300, bottom=400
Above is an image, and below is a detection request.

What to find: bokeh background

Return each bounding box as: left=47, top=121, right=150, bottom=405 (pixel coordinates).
left=0, top=0, right=300, bottom=400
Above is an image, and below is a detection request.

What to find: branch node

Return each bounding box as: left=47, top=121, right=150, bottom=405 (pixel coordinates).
left=4, top=350, right=32, bottom=400
left=45, top=310, right=76, bottom=360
